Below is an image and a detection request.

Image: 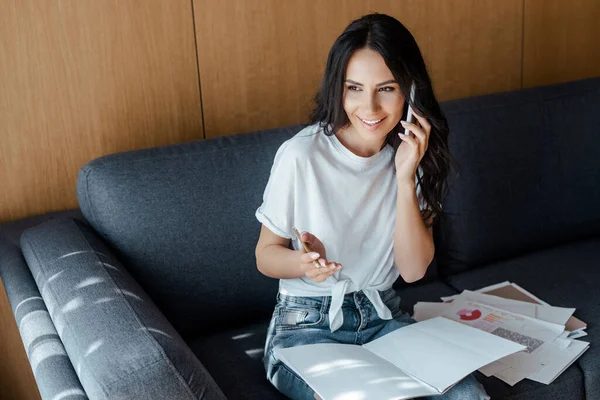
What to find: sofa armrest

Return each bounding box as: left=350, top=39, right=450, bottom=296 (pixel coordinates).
left=20, top=218, right=225, bottom=400
left=0, top=236, right=87, bottom=400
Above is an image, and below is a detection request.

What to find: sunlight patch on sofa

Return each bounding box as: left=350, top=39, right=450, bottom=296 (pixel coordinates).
left=232, top=332, right=254, bottom=340
left=84, top=339, right=104, bottom=357
left=76, top=277, right=105, bottom=289
left=62, top=297, right=83, bottom=313
left=51, top=388, right=87, bottom=400
left=14, top=296, right=43, bottom=315
left=94, top=297, right=115, bottom=304
left=101, top=262, right=120, bottom=272
left=142, top=327, right=173, bottom=339
left=58, top=250, right=107, bottom=260
left=19, top=310, right=56, bottom=350
left=48, top=270, right=65, bottom=283
left=244, top=347, right=264, bottom=358
left=31, top=341, right=67, bottom=373
left=118, top=289, right=143, bottom=301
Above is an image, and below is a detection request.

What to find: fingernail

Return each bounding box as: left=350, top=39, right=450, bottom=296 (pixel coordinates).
left=311, top=253, right=319, bottom=260
left=319, top=259, right=326, bottom=267
left=400, top=121, right=407, bottom=125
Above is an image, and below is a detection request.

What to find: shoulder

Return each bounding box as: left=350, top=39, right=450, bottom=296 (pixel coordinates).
left=275, top=124, right=325, bottom=162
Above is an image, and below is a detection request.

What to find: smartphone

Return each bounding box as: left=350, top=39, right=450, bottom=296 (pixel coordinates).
left=403, top=82, right=416, bottom=135
left=292, top=227, right=321, bottom=269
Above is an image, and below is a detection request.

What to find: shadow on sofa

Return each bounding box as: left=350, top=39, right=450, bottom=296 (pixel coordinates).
left=1, top=76, right=599, bottom=399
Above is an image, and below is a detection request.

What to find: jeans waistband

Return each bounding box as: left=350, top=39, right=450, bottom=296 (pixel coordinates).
left=277, top=287, right=396, bottom=311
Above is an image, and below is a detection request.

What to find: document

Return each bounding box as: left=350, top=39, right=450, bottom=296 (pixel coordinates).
left=275, top=317, right=525, bottom=400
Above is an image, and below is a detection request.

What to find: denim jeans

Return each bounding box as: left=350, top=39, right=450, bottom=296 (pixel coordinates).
left=263, top=288, right=490, bottom=400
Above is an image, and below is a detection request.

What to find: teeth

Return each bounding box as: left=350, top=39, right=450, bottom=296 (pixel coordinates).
left=360, top=118, right=383, bottom=125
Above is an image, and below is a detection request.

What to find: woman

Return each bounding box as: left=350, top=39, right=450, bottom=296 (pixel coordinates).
left=255, top=13, right=489, bottom=400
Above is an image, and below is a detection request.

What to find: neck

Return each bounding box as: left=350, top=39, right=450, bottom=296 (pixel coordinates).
left=335, top=126, right=386, bottom=157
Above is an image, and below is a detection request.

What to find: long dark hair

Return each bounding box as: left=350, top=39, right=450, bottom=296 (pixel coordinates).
left=310, top=13, right=454, bottom=225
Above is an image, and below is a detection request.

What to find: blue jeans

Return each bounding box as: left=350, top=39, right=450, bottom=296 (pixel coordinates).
left=263, top=288, right=490, bottom=400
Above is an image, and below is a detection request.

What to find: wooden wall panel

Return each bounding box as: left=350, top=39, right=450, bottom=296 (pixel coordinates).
left=0, top=280, right=41, bottom=400
left=0, top=0, right=204, bottom=223
left=194, top=0, right=523, bottom=138
left=523, top=0, right=600, bottom=87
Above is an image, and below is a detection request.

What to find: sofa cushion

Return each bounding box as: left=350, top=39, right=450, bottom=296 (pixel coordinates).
left=20, top=217, right=225, bottom=400
left=76, top=126, right=305, bottom=335
left=445, top=237, right=599, bottom=399
left=188, top=321, right=283, bottom=400
left=436, top=77, right=600, bottom=274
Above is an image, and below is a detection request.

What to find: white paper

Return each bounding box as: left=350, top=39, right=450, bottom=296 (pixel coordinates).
left=453, top=291, right=571, bottom=329
left=567, top=330, right=588, bottom=339
left=528, top=340, right=590, bottom=385
left=478, top=361, right=509, bottom=377
left=440, top=281, right=512, bottom=302
left=363, top=317, right=525, bottom=392
left=276, top=343, right=439, bottom=400
left=413, top=302, right=452, bottom=322
left=494, top=360, right=542, bottom=386
left=443, top=299, right=564, bottom=342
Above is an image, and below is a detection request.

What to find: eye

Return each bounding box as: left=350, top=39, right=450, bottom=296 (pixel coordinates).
left=347, top=85, right=362, bottom=92
left=378, top=86, right=395, bottom=92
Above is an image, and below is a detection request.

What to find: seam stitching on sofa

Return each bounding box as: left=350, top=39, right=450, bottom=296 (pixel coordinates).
left=66, top=219, right=199, bottom=399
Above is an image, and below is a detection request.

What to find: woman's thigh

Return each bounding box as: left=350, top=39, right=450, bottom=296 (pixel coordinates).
left=365, top=288, right=416, bottom=342
left=263, top=295, right=337, bottom=400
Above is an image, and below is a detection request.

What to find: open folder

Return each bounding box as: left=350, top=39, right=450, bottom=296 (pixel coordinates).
left=275, top=317, right=525, bottom=400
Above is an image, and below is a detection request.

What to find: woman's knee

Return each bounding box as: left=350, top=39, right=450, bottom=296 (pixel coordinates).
left=439, top=375, right=490, bottom=400
left=267, top=354, right=316, bottom=400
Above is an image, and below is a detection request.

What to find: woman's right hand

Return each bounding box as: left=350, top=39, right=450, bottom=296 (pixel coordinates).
left=298, top=231, right=342, bottom=283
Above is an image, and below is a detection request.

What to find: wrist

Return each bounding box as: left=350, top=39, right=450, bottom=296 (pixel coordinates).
left=396, top=179, right=416, bottom=191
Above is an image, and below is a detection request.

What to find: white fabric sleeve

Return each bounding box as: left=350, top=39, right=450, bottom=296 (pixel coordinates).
left=255, top=142, right=296, bottom=239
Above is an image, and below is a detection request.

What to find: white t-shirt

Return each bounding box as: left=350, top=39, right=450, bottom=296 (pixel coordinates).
left=256, top=124, right=427, bottom=331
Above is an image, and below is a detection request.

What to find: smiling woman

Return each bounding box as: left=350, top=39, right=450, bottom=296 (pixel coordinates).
left=255, top=13, right=490, bottom=400
left=338, top=48, right=405, bottom=157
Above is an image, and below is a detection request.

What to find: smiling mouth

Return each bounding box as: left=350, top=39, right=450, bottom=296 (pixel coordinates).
left=359, top=117, right=384, bottom=125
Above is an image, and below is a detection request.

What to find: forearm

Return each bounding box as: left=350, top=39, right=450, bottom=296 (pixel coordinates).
left=256, top=244, right=305, bottom=279
left=393, top=181, right=435, bottom=282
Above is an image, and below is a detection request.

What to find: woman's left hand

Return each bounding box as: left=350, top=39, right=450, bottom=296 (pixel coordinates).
left=395, top=112, right=431, bottom=184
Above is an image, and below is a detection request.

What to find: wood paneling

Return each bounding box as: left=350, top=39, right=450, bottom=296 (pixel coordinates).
left=193, top=0, right=523, bottom=138
left=0, top=279, right=41, bottom=400
left=523, top=0, right=600, bottom=87
left=0, top=0, right=204, bottom=223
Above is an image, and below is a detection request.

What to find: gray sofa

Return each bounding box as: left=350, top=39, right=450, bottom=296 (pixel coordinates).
left=1, top=76, right=599, bottom=400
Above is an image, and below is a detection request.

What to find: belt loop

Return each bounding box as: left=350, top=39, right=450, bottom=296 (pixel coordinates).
left=321, top=295, right=329, bottom=313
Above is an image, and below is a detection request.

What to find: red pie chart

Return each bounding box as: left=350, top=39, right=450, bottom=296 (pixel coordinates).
left=457, top=308, right=482, bottom=321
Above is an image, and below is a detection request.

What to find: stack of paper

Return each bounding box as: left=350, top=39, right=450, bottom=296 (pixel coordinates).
left=413, top=281, right=589, bottom=386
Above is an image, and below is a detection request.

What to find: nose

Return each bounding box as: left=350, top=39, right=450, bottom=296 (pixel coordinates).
left=364, top=93, right=380, bottom=114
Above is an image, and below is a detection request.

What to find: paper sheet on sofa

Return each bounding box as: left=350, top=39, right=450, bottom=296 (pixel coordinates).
left=441, top=281, right=587, bottom=334
left=528, top=339, right=590, bottom=384
left=440, top=299, right=567, bottom=384
left=275, top=317, right=525, bottom=400
left=452, top=291, right=570, bottom=331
